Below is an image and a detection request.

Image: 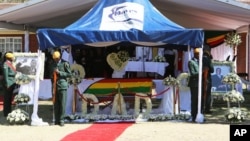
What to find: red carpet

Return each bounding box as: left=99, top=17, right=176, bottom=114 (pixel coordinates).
left=61, top=123, right=134, bottom=141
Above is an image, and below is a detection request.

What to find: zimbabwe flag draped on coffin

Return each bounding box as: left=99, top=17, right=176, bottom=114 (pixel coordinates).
left=83, top=78, right=153, bottom=95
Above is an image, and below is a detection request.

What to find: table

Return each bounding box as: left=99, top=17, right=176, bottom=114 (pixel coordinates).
left=125, top=61, right=169, bottom=76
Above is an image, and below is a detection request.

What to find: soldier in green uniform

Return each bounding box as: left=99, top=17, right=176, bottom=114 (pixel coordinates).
left=2, top=52, right=17, bottom=117
left=50, top=51, right=72, bottom=126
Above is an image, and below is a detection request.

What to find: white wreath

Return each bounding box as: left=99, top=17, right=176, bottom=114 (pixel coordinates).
left=177, top=73, right=190, bottom=91
left=134, top=93, right=152, bottom=117
left=111, top=93, right=127, bottom=115
left=81, top=94, right=99, bottom=115
left=71, top=63, right=85, bottom=78
left=69, top=63, right=85, bottom=85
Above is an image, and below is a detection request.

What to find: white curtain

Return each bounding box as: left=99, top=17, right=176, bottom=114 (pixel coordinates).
left=211, top=43, right=233, bottom=61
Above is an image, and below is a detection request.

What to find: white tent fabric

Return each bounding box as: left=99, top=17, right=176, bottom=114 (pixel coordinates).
left=0, top=0, right=249, bottom=31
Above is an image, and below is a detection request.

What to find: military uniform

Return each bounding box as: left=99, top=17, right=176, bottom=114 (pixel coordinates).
left=3, top=57, right=16, bottom=117
left=188, top=57, right=200, bottom=122
left=50, top=59, right=72, bottom=126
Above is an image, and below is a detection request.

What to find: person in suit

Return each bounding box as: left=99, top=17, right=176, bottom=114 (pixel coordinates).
left=188, top=48, right=200, bottom=122
left=212, top=67, right=227, bottom=91
left=2, top=52, right=17, bottom=117
left=50, top=51, right=72, bottom=126
left=202, top=45, right=214, bottom=114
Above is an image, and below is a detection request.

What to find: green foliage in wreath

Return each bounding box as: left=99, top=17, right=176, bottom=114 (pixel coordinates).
left=117, top=50, right=129, bottom=62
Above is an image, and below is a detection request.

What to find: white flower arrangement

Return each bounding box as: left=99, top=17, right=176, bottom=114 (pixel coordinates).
left=222, top=73, right=241, bottom=85
left=6, top=108, right=29, bottom=125
left=163, top=75, right=179, bottom=86
left=15, top=72, right=34, bottom=85
left=153, top=55, right=166, bottom=62
left=223, top=90, right=244, bottom=103
left=14, top=93, right=30, bottom=104
left=224, top=32, right=242, bottom=47
left=81, top=93, right=99, bottom=115
left=225, top=107, right=247, bottom=123
left=134, top=93, right=152, bottom=117
left=68, top=63, right=85, bottom=85
left=107, top=50, right=129, bottom=71
left=177, top=73, right=190, bottom=91
left=111, top=93, right=127, bottom=115
left=69, top=114, right=135, bottom=122
left=146, top=112, right=191, bottom=122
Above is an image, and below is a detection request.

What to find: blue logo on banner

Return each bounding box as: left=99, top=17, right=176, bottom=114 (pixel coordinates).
left=108, top=6, right=142, bottom=24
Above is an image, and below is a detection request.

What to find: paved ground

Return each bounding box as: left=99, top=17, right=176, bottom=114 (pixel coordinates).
left=0, top=91, right=249, bottom=141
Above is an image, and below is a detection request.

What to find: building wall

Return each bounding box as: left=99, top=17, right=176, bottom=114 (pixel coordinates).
left=0, top=32, right=38, bottom=52
left=237, top=33, right=247, bottom=73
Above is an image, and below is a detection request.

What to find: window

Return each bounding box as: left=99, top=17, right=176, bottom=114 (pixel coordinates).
left=0, top=37, right=22, bottom=53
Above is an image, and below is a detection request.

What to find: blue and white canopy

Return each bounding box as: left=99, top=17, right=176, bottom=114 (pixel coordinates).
left=36, top=0, right=204, bottom=50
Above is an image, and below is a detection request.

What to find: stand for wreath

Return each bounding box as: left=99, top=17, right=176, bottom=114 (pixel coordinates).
left=222, top=73, right=246, bottom=123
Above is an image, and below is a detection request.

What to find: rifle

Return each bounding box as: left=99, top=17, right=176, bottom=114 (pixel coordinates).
left=52, top=71, right=57, bottom=104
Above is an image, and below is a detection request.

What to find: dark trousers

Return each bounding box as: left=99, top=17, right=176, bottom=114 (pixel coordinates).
left=204, top=83, right=212, bottom=112
left=3, top=84, right=15, bottom=117
left=54, top=89, right=67, bottom=124
left=190, top=87, right=198, bottom=121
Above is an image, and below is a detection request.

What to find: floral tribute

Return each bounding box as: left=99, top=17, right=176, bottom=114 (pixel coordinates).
left=225, top=107, right=247, bottom=123
left=163, top=75, right=179, bottom=86
left=153, top=55, right=166, bottom=62
left=222, top=73, right=241, bottom=85
left=6, top=108, right=29, bottom=125
left=223, top=90, right=244, bottom=103
left=107, top=50, right=129, bottom=71
left=68, top=63, right=85, bottom=85
left=14, top=93, right=30, bottom=104
left=15, top=72, right=34, bottom=85
left=224, top=32, right=242, bottom=47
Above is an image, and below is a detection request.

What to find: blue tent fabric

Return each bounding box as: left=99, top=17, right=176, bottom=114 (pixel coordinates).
left=37, top=0, right=204, bottom=50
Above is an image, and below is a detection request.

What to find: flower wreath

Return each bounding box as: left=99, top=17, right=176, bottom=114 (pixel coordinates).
left=81, top=93, right=99, bottom=115
left=7, top=108, right=29, bottom=125
left=224, top=32, right=242, bottom=47
left=106, top=50, right=129, bottom=71
left=68, top=63, right=85, bottom=85
left=14, top=93, right=30, bottom=104
left=134, top=93, right=152, bottom=117
left=163, top=75, right=179, bottom=86
left=111, top=93, right=127, bottom=115
left=222, top=73, right=241, bottom=85
left=176, top=73, right=190, bottom=91
left=15, top=72, right=35, bottom=85
left=153, top=55, right=166, bottom=62
left=223, top=90, right=244, bottom=103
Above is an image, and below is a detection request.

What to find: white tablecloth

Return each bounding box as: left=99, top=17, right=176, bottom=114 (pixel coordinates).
left=125, top=61, right=169, bottom=76
left=153, top=85, right=191, bottom=114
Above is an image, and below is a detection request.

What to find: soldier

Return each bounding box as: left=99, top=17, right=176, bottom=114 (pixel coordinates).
left=2, top=52, right=17, bottom=117
left=50, top=51, right=72, bottom=126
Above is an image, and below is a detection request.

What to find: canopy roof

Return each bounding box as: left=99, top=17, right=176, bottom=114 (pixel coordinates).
left=0, top=0, right=250, bottom=32
left=36, top=0, right=204, bottom=50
